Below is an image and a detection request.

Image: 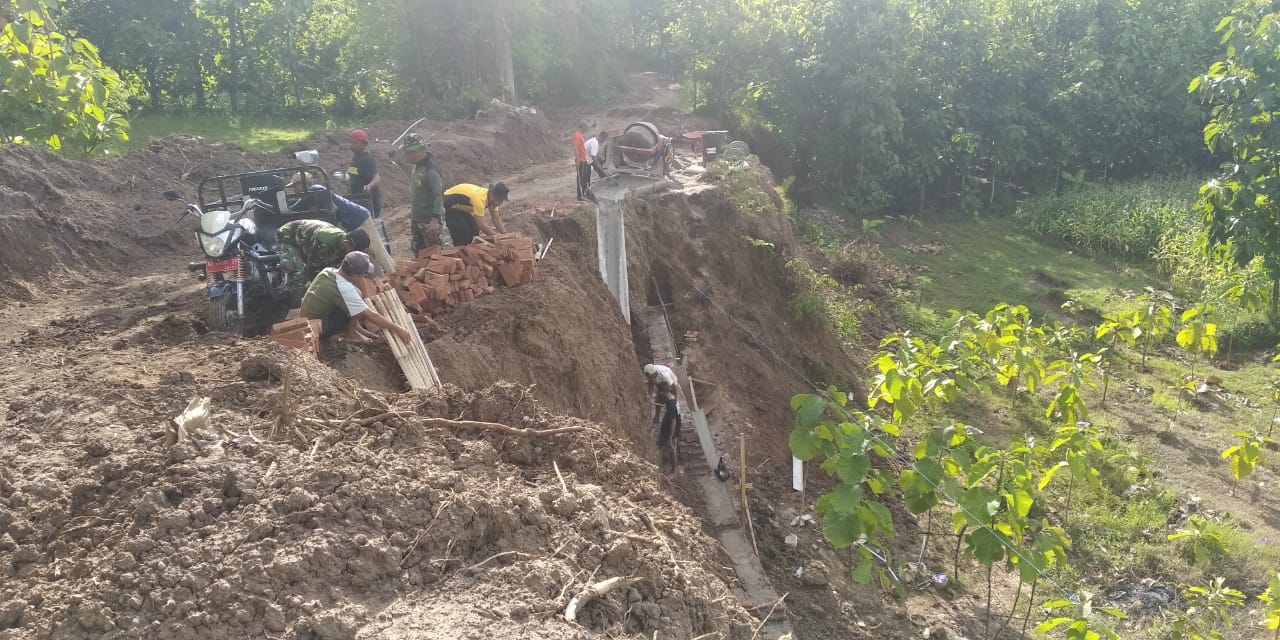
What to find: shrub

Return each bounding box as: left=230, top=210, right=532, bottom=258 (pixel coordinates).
left=830, top=241, right=884, bottom=286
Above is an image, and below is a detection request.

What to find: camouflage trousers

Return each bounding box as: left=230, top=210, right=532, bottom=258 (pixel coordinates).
left=410, top=219, right=444, bottom=257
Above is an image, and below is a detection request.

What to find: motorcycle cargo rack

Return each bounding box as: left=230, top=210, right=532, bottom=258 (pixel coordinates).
left=198, top=166, right=339, bottom=244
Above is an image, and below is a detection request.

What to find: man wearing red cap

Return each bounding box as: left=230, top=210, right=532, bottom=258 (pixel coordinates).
left=347, top=129, right=387, bottom=249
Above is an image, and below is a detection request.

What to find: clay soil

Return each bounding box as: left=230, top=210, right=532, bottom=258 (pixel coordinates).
left=0, top=74, right=998, bottom=640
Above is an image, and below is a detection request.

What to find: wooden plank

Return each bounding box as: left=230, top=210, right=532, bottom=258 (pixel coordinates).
left=360, top=217, right=395, bottom=276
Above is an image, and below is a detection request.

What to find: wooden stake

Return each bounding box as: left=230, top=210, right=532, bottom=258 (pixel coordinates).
left=739, top=433, right=760, bottom=556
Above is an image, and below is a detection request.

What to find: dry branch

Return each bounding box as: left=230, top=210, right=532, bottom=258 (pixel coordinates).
left=420, top=417, right=588, bottom=438
left=563, top=576, right=637, bottom=623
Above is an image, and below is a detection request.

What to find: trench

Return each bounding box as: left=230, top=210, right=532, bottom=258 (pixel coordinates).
left=593, top=179, right=792, bottom=638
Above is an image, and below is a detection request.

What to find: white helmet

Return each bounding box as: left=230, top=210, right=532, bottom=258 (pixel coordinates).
left=643, top=364, right=657, bottom=376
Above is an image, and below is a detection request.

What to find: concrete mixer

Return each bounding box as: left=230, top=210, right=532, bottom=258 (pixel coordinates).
left=605, top=122, right=672, bottom=179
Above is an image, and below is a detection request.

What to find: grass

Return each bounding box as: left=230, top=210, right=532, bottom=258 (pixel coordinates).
left=880, top=218, right=1158, bottom=325
left=108, top=112, right=343, bottom=154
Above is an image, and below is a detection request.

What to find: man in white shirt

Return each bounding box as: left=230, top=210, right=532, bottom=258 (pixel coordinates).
left=643, top=363, right=679, bottom=420
left=585, top=130, right=609, bottom=181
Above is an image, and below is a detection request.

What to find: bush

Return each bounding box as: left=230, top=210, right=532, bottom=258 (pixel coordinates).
left=830, top=241, right=884, bottom=286
left=1015, top=180, right=1198, bottom=258
left=786, top=260, right=863, bottom=344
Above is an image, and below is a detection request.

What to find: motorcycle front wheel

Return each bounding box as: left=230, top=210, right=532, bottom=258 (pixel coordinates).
left=206, top=294, right=246, bottom=336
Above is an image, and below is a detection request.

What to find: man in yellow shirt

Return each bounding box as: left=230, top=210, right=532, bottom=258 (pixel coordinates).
left=442, top=182, right=510, bottom=246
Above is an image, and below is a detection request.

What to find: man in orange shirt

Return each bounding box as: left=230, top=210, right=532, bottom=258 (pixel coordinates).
left=573, top=122, right=590, bottom=202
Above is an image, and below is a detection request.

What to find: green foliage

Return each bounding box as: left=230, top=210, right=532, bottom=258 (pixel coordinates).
left=1196, top=9, right=1280, bottom=321
left=1017, top=180, right=1199, bottom=258
left=669, top=0, right=1230, bottom=208
left=1169, top=578, right=1245, bottom=640
left=1177, top=305, right=1220, bottom=363
left=786, top=260, right=863, bottom=344
left=1168, top=516, right=1228, bottom=568
left=0, top=0, right=130, bottom=153
left=1097, top=299, right=1173, bottom=368
left=1221, top=431, right=1264, bottom=484
left=1035, top=592, right=1126, bottom=640
left=793, top=301, right=1126, bottom=629
left=707, top=162, right=777, bottom=217
left=1258, top=574, right=1280, bottom=637
left=55, top=0, right=629, bottom=118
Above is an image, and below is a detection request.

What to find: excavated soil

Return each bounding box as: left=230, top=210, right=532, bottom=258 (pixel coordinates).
left=0, top=344, right=759, bottom=639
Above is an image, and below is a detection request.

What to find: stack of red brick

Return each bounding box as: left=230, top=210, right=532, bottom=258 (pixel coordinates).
left=393, top=233, right=538, bottom=314
left=270, top=318, right=322, bottom=353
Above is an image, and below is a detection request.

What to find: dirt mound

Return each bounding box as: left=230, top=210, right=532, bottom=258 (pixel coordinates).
left=286, top=111, right=559, bottom=203
left=624, top=168, right=860, bottom=461
left=0, top=108, right=560, bottom=304
left=0, top=343, right=759, bottom=639
left=427, top=214, right=651, bottom=440
left=0, top=136, right=283, bottom=301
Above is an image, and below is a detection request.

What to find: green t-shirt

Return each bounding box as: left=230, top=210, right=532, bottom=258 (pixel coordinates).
left=410, top=158, right=445, bottom=222
left=300, top=268, right=369, bottom=319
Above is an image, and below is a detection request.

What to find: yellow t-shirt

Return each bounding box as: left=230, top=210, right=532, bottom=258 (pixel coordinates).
left=444, top=183, right=491, bottom=218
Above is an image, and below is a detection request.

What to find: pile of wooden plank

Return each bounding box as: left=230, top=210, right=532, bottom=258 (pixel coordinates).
left=269, top=318, right=322, bottom=354
left=364, top=288, right=441, bottom=390
left=391, top=233, right=539, bottom=315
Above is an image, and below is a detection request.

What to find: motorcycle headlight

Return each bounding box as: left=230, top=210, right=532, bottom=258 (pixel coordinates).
left=200, top=231, right=229, bottom=257
left=200, top=210, right=232, bottom=235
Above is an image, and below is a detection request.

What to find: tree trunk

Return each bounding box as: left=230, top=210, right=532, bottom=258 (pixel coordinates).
left=194, top=52, right=206, bottom=109
left=145, top=64, right=161, bottom=110
left=494, top=0, right=516, bottom=101
left=228, top=6, right=241, bottom=115
left=1272, top=276, right=1279, bottom=325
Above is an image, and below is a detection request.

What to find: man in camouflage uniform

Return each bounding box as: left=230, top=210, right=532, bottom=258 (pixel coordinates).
left=401, top=133, right=445, bottom=255
left=277, top=219, right=370, bottom=302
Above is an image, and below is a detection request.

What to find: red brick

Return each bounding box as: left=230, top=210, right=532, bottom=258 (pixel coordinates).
left=272, top=336, right=312, bottom=350
left=416, top=246, right=441, bottom=260
left=497, top=262, right=524, bottom=287
left=519, top=260, right=536, bottom=284
left=407, top=281, right=430, bottom=306
left=272, top=318, right=309, bottom=335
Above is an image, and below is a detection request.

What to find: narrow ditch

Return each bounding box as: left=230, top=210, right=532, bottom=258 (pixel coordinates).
left=592, top=177, right=792, bottom=637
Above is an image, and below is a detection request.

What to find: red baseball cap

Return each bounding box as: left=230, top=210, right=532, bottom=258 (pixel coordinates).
left=350, top=129, right=369, bottom=143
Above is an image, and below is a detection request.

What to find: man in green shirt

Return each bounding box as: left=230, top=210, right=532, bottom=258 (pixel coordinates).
left=402, top=133, right=445, bottom=256
left=278, top=219, right=370, bottom=301
left=300, top=251, right=411, bottom=344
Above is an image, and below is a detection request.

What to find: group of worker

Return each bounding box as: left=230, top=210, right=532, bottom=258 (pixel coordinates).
left=274, top=128, right=513, bottom=345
